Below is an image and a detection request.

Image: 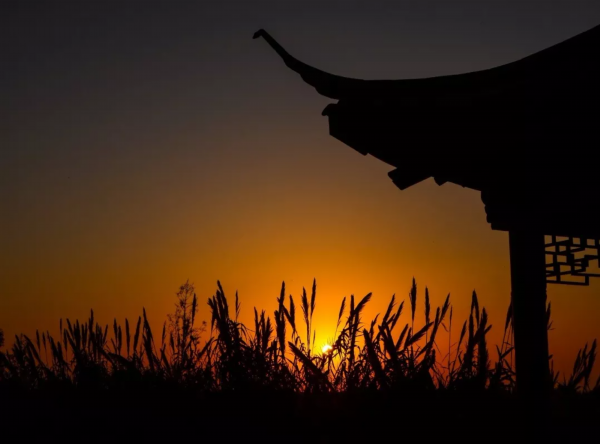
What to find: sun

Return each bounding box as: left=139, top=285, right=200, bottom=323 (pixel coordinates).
left=321, top=344, right=333, bottom=354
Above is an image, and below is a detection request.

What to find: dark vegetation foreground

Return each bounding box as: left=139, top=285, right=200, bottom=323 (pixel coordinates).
left=1, top=280, right=598, bottom=442
left=2, top=388, right=599, bottom=443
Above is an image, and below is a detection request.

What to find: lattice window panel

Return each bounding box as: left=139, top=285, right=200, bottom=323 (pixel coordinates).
left=546, top=236, right=600, bottom=285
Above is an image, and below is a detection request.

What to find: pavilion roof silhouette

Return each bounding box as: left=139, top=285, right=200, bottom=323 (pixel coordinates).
left=254, top=25, right=600, bottom=239
left=255, top=22, right=600, bottom=394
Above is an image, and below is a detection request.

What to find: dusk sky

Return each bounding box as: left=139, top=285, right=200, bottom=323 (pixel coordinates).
left=2, top=1, right=600, bottom=378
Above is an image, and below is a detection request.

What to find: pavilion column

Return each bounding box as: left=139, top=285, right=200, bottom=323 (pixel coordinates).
left=508, top=230, right=551, bottom=396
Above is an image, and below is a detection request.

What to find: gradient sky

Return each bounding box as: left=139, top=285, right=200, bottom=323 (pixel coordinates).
left=2, top=1, right=600, bottom=379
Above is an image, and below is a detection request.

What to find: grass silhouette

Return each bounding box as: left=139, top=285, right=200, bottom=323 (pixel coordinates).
left=1, top=279, right=598, bottom=443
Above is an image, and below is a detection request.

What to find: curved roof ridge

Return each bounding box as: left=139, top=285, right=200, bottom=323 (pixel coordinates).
left=253, top=24, right=600, bottom=99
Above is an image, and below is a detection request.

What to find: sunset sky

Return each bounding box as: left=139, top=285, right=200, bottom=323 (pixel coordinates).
left=2, top=1, right=600, bottom=379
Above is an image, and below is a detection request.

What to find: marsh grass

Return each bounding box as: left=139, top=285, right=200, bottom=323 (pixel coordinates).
left=0, top=279, right=598, bottom=442
left=1, top=278, right=597, bottom=395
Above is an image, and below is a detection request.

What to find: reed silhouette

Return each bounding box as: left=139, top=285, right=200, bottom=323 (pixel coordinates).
left=1, top=279, right=598, bottom=442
